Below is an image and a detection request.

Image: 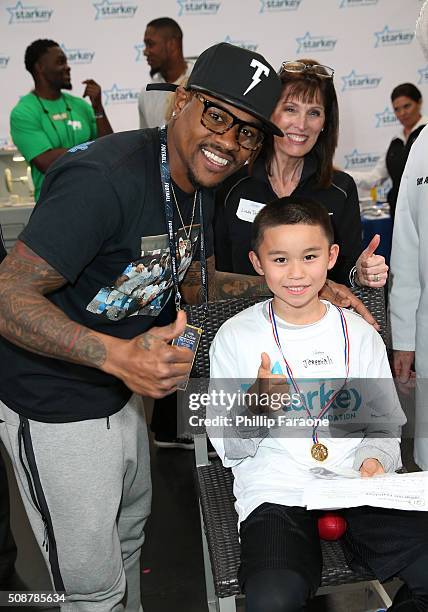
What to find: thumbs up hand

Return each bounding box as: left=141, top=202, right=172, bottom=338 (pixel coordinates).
left=355, top=234, right=389, bottom=287
left=246, top=352, right=289, bottom=413
left=105, top=309, right=194, bottom=398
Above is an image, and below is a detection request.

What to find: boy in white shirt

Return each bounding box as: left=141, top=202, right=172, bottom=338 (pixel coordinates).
left=208, top=197, right=428, bottom=612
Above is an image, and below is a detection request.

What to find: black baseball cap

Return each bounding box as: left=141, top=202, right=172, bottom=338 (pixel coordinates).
left=147, top=42, right=283, bottom=137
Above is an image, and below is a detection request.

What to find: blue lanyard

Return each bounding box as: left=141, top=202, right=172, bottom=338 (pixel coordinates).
left=158, top=126, right=208, bottom=310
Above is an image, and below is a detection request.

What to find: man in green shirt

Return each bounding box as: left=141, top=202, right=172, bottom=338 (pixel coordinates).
left=10, top=39, right=113, bottom=201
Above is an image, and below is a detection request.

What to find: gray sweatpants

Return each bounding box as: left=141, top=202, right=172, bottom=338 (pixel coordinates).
left=0, top=394, right=151, bottom=611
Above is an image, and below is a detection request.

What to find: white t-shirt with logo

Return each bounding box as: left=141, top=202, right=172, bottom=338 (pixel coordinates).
left=208, top=300, right=404, bottom=523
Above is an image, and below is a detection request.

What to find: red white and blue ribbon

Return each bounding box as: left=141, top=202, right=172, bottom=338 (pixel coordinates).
left=268, top=300, right=350, bottom=446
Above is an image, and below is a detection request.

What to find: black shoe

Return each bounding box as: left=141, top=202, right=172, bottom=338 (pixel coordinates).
left=153, top=434, right=195, bottom=450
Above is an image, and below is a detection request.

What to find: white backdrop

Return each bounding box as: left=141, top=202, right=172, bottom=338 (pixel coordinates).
left=1, top=0, right=427, bottom=170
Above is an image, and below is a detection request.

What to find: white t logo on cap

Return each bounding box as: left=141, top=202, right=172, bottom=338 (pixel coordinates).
left=243, top=59, right=270, bottom=95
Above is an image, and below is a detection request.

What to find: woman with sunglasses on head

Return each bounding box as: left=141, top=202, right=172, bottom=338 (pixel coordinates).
left=349, top=83, right=427, bottom=219
left=214, top=59, right=388, bottom=295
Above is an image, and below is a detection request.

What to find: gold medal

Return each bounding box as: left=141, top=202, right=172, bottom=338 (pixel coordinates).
left=311, top=442, right=328, bottom=462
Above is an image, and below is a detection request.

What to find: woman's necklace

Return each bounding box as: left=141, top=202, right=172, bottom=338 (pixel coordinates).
left=269, top=158, right=304, bottom=197
left=268, top=301, right=350, bottom=461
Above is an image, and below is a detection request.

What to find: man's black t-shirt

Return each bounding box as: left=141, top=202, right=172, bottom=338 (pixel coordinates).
left=0, top=129, right=214, bottom=423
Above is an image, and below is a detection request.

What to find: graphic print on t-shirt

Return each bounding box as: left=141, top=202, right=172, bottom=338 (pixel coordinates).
left=86, top=225, right=200, bottom=321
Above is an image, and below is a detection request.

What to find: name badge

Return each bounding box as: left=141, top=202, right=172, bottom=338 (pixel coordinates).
left=236, top=198, right=265, bottom=223
left=172, top=323, right=203, bottom=391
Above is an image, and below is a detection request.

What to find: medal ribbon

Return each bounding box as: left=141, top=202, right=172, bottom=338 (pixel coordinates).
left=268, top=301, right=350, bottom=446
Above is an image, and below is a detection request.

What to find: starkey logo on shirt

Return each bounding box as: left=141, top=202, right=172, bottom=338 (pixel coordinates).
left=259, top=0, right=303, bottom=12
left=374, top=25, right=414, bottom=47
left=177, top=0, right=221, bottom=16
left=0, top=55, right=10, bottom=69
left=6, top=1, right=53, bottom=24
left=339, top=0, right=378, bottom=7
left=296, top=32, right=337, bottom=54
left=344, top=149, right=381, bottom=170
left=103, top=84, right=139, bottom=105
left=341, top=69, right=382, bottom=92
left=418, top=66, right=428, bottom=85
left=416, top=176, right=428, bottom=187
left=60, top=44, right=95, bottom=65
left=375, top=107, right=399, bottom=128
left=223, top=35, right=258, bottom=53
left=93, top=0, right=138, bottom=19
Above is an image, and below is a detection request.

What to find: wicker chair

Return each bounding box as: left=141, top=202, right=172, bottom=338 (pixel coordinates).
left=184, top=288, right=393, bottom=612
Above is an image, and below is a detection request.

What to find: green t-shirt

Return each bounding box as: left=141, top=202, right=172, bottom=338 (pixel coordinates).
left=10, top=92, right=98, bottom=201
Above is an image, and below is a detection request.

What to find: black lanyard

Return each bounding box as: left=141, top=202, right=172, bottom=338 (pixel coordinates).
left=158, top=126, right=208, bottom=310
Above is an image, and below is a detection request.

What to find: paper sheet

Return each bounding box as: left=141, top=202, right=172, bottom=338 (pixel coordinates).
left=303, top=471, right=428, bottom=511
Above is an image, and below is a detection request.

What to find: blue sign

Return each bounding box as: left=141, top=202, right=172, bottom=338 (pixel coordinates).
left=344, top=149, right=381, bottom=170
left=60, top=44, right=95, bottom=65
left=375, top=107, right=398, bottom=128
left=0, top=55, right=10, bottom=69
left=341, top=69, right=382, bottom=91
left=223, top=35, right=258, bottom=52
left=177, top=0, right=221, bottom=16
left=260, top=0, right=302, bottom=12
left=340, top=0, right=378, bottom=7
left=296, top=32, right=337, bottom=53
left=374, top=25, right=414, bottom=47
left=7, top=1, right=53, bottom=24
left=93, top=0, right=137, bottom=19
left=103, top=84, right=139, bottom=105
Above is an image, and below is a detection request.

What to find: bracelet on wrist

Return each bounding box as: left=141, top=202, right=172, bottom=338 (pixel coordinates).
left=349, top=265, right=362, bottom=288
left=94, top=112, right=104, bottom=119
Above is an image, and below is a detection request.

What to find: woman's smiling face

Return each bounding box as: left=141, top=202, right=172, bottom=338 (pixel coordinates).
left=271, top=85, right=325, bottom=159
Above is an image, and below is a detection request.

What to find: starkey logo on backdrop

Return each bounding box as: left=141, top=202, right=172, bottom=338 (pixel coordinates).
left=177, top=0, right=221, bottom=16
left=344, top=149, right=381, bottom=170
left=0, top=55, right=10, bottom=69
left=6, top=1, right=53, bottom=24
left=418, top=66, right=428, bottom=85
left=339, top=0, right=378, bottom=7
left=93, top=0, right=138, bottom=19
left=374, top=25, right=414, bottom=47
left=296, top=32, right=337, bottom=53
left=134, top=43, right=145, bottom=62
left=223, top=35, right=258, bottom=52
left=60, top=44, right=95, bottom=65
left=103, top=84, right=139, bottom=105
left=341, top=69, right=382, bottom=91
left=259, top=0, right=303, bottom=12
left=375, top=107, right=398, bottom=128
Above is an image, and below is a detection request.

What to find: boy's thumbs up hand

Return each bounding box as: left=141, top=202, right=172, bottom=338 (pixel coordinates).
left=355, top=234, right=389, bottom=287
left=252, top=352, right=289, bottom=412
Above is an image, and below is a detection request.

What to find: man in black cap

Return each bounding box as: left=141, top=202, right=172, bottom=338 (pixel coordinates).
left=0, top=43, right=282, bottom=610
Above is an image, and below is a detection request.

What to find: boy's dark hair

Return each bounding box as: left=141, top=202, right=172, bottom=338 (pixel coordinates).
left=25, top=39, right=58, bottom=76
left=251, top=197, right=334, bottom=252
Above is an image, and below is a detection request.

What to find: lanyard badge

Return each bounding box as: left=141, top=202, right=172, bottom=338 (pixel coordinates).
left=159, top=126, right=207, bottom=390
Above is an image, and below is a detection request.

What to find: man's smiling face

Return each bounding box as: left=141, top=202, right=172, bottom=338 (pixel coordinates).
left=168, top=88, right=259, bottom=192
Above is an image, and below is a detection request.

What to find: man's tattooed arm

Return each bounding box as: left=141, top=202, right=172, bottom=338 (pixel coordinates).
left=213, top=270, right=271, bottom=300
left=0, top=241, right=107, bottom=367
left=180, top=255, right=271, bottom=304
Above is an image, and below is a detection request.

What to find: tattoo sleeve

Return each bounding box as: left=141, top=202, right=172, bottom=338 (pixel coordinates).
left=0, top=241, right=107, bottom=368
left=213, top=269, right=271, bottom=300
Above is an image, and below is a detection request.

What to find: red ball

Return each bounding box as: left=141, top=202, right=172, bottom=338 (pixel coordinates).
left=318, top=513, right=347, bottom=540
